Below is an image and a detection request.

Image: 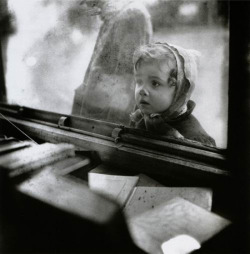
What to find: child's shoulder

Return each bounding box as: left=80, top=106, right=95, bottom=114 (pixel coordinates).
left=171, top=113, right=216, bottom=147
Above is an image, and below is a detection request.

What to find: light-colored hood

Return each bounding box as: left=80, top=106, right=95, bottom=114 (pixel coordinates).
left=159, top=42, right=200, bottom=119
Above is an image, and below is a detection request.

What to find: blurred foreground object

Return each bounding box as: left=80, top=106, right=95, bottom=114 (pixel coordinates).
left=128, top=197, right=230, bottom=254
left=0, top=139, right=144, bottom=253
left=161, top=234, right=201, bottom=254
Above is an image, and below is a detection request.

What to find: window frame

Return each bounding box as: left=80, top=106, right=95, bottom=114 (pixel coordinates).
left=0, top=0, right=241, bottom=187
left=1, top=1, right=250, bottom=249
left=0, top=101, right=229, bottom=187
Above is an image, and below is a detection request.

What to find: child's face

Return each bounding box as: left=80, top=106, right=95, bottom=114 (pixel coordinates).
left=135, top=59, right=176, bottom=115
left=84, top=0, right=102, bottom=16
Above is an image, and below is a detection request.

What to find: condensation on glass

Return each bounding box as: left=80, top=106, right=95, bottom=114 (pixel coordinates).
left=3, top=0, right=229, bottom=148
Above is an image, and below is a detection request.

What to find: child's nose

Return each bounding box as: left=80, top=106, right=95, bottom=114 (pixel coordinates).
left=139, top=87, right=149, bottom=96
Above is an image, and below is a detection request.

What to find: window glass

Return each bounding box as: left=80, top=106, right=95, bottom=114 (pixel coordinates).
left=3, top=0, right=229, bottom=148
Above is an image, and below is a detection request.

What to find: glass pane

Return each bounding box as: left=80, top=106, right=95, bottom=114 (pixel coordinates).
left=3, top=0, right=228, bottom=148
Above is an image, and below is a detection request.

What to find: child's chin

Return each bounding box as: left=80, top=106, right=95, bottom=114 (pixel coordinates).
left=140, top=108, right=153, bottom=115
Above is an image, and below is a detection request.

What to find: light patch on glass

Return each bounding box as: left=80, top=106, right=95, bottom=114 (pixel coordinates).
left=178, top=3, right=198, bottom=17
left=161, top=234, right=201, bottom=254
left=71, top=29, right=84, bottom=45
left=25, top=56, right=37, bottom=67
left=140, top=0, right=159, bottom=6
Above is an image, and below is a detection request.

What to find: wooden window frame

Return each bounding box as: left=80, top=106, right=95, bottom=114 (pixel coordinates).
left=0, top=1, right=249, bottom=190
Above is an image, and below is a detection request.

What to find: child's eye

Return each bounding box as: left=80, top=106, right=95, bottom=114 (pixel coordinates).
left=169, top=78, right=177, bottom=87
left=152, top=80, right=160, bottom=87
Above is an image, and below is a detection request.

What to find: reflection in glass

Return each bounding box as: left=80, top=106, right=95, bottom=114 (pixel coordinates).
left=72, top=0, right=153, bottom=125
left=4, top=0, right=228, bottom=148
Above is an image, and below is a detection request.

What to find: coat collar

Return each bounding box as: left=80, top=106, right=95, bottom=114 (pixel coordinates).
left=130, top=100, right=196, bottom=125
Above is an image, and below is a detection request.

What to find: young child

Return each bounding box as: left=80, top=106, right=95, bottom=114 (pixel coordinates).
left=130, top=42, right=216, bottom=147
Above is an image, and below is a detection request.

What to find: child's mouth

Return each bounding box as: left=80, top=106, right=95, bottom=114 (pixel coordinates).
left=140, top=100, right=149, bottom=105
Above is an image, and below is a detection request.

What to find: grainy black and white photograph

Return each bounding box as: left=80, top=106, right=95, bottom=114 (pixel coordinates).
left=0, top=0, right=249, bottom=253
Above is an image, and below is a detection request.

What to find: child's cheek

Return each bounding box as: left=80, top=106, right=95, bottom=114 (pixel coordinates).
left=135, top=86, right=140, bottom=100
